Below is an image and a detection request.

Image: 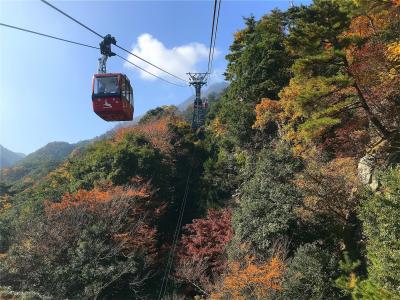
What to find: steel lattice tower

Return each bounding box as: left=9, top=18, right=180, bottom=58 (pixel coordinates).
left=187, top=72, right=208, bottom=130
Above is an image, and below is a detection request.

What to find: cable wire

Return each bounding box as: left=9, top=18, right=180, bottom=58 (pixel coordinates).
left=0, top=22, right=99, bottom=50
left=40, top=0, right=104, bottom=39
left=158, top=174, right=190, bottom=299
left=158, top=167, right=192, bottom=299
left=158, top=173, right=190, bottom=298
left=116, top=54, right=188, bottom=87
left=114, top=44, right=188, bottom=83
left=40, top=0, right=188, bottom=83
left=207, top=0, right=218, bottom=74
left=208, top=0, right=221, bottom=79
left=0, top=22, right=187, bottom=87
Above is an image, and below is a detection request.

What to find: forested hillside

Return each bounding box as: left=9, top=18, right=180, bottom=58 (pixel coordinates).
left=0, top=145, right=25, bottom=170
left=0, top=141, right=88, bottom=193
left=0, top=0, right=399, bottom=299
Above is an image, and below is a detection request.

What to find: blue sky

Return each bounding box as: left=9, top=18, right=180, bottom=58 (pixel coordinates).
left=0, top=0, right=309, bottom=154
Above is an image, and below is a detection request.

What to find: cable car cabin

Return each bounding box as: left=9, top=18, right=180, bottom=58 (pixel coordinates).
left=92, top=73, right=134, bottom=121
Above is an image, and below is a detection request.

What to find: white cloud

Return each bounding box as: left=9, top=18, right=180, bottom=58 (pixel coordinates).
left=123, top=34, right=214, bottom=81
left=207, top=67, right=226, bottom=85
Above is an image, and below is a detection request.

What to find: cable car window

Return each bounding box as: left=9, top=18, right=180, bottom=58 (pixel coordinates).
left=126, top=80, right=131, bottom=103
left=127, top=84, right=130, bottom=104
left=121, top=76, right=127, bottom=100
left=94, top=76, right=120, bottom=95
left=126, top=83, right=130, bottom=103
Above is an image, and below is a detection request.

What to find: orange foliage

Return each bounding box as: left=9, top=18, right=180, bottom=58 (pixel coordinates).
left=343, top=2, right=398, bottom=65
left=113, top=117, right=174, bottom=154
left=112, top=223, right=157, bottom=255
left=345, top=16, right=375, bottom=39
left=211, top=254, right=285, bottom=300
left=47, top=181, right=150, bottom=212
left=253, top=98, right=282, bottom=130
left=343, top=3, right=396, bottom=41
left=41, top=181, right=159, bottom=262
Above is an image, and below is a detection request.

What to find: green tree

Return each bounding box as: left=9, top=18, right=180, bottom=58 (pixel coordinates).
left=138, top=105, right=178, bottom=125
left=335, top=252, right=397, bottom=300
left=359, top=167, right=400, bottom=295
left=68, top=133, right=168, bottom=192
left=225, top=11, right=291, bottom=102
left=281, top=243, right=340, bottom=300
left=214, top=10, right=293, bottom=147
left=232, top=145, right=302, bottom=255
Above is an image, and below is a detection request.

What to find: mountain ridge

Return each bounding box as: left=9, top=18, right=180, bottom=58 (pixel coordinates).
left=0, top=145, right=26, bottom=170
left=0, top=141, right=88, bottom=190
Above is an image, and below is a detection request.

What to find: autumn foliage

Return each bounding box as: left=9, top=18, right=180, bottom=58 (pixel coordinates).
left=3, top=182, right=159, bottom=298
left=178, top=209, right=233, bottom=273
left=296, top=156, right=359, bottom=224
left=46, top=181, right=159, bottom=253
left=253, top=98, right=282, bottom=130
left=211, top=252, right=286, bottom=300
left=113, top=117, right=174, bottom=154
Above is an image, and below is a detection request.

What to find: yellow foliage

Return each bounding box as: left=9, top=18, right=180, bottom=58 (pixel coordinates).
left=1, top=168, right=10, bottom=176
left=211, top=254, right=285, bottom=300
left=0, top=195, right=12, bottom=211
left=253, top=98, right=282, bottom=130
left=386, top=42, right=400, bottom=65
left=234, top=30, right=246, bottom=44
left=210, top=117, right=227, bottom=137
left=349, top=272, right=357, bottom=289
left=278, top=78, right=304, bottom=122
left=45, top=162, right=73, bottom=190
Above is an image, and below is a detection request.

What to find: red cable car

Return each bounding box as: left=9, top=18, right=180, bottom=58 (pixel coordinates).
left=92, top=73, right=134, bottom=121
left=91, top=35, right=134, bottom=121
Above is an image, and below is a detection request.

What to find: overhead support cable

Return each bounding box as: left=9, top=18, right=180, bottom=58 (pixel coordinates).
left=40, top=0, right=104, bottom=39
left=0, top=22, right=187, bottom=87
left=116, top=54, right=188, bottom=87
left=207, top=0, right=218, bottom=74
left=158, top=167, right=192, bottom=299
left=0, top=22, right=99, bottom=50
left=208, top=0, right=221, bottom=78
left=114, top=44, right=188, bottom=83
left=39, top=0, right=188, bottom=83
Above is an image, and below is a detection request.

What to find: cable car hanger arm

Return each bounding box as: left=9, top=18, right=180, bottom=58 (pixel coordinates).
left=98, top=34, right=116, bottom=74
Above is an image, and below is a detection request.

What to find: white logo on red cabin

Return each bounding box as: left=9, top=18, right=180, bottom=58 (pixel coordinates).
left=104, top=99, right=112, bottom=108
